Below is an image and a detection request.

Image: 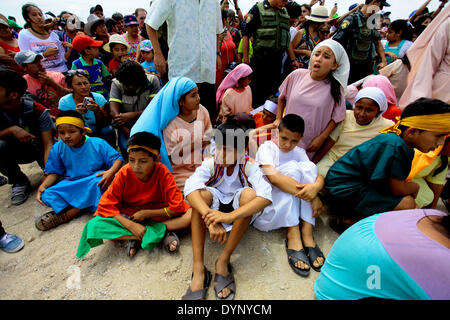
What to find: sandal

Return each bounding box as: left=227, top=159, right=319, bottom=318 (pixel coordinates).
left=162, top=232, right=180, bottom=254
left=127, top=240, right=140, bottom=258
left=35, top=211, right=71, bottom=231
left=305, top=245, right=326, bottom=272
left=182, top=267, right=212, bottom=300
left=285, top=239, right=310, bottom=277
left=214, top=262, right=236, bottom=300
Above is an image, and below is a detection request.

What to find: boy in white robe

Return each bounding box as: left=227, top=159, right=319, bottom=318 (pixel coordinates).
left=254, top=114, right=326, bottom=277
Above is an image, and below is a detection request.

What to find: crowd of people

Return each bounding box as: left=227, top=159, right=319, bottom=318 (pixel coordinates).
left=0, top=0, right=449, bottom=300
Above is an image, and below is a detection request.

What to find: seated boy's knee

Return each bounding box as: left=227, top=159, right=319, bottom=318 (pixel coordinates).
left=397, top=196, right=416, bottom=210
left=199, top=189, right=213, bottom=206
left=239, top=188, right=256, bottom=205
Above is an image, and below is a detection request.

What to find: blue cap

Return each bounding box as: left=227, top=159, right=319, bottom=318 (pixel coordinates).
left=349, top=3, right=358, bottom=11
left=124, top=15, right=138, bottom=26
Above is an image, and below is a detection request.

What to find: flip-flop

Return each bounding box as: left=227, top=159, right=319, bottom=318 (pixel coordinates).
left=305, top=245, right=326, bottom=272
left=285, top=239, right=310, bottom=277
left=162, top=232, right=180, bottom=254
left=182, top=267, right=212, bottom=300
left=214, top=262, right=236, bottom=300
left=127, top=240, right=140, bottom=258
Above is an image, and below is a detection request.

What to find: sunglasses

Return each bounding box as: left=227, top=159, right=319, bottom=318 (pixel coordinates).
left=319, top=30, right=330, bottom=35
left=66, top=69, right=89, bottom=77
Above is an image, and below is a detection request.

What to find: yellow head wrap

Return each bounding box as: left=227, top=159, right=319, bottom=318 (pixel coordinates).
left=380, top=114, right=450, bottom=135
left=55, top=116, right=92, bottom=134
left=127, top=145, right=160, bottom=157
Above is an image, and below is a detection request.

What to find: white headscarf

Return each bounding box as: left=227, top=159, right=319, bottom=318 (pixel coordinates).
left=354, top=87, right=388, bottom=116
left=309, top=39, right=351, bottom=94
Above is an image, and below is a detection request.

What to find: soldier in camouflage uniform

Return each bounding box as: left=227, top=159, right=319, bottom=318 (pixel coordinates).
left=333, top=0, right=389, bottom=84
left=242, top=0, right=300, bottom=108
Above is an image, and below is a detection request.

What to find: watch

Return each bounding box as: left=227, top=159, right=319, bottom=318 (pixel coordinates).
left=236, top=7, right=241, bottom=11
left=217, top=51, right=221, bottom=56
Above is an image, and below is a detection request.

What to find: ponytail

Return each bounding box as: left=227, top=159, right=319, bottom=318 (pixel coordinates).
left=328, top=74, right=342, bottom=105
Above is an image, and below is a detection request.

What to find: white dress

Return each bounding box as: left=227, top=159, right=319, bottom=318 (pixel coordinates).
left=253, top=141, right=318, bottom=231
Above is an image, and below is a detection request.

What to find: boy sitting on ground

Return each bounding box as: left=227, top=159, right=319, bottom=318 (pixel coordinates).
left=182, top=122, right=272, bottom=300
left=76, top=132, right=192, bottom=259
left=35, top=110, right=123, bottom=231
left=254, top=114, right=326, bottom=276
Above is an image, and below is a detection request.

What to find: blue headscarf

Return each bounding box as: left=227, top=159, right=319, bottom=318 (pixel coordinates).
left=130, top=76, right=197, bottom=172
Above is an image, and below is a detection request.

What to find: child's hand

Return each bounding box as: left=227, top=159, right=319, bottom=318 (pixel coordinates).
left=36, top=185, right=46, bottom=205
left=96, top=170, right=115, bottom=190
left=311, top=197, right=325, bottom=218
left=131, top=210, right=147, bottom=222
left=128, top=221, right=146, bottom=240
left=208, top=223, right=227, bottom=245
left=295, top=183, right=319, bottom=202
left=204, top=209, right=234, bottom=226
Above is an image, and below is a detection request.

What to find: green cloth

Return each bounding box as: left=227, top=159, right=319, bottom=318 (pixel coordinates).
left=76, top=216, right=167, bottom=259
left=325, top=133, right=415, bottom=218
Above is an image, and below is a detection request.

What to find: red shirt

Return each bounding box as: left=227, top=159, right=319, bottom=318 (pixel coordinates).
left=95, top=163, right=190, bottom=219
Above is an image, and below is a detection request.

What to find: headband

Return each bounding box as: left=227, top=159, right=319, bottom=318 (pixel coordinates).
left=380, top=114, right=450, bottom=135
left=127, top=145, right=160, bottom=157
left=55, top=116, right=92, bottom=134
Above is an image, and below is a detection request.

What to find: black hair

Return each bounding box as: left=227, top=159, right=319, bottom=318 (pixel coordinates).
left=389, top=19, right=413, bottom=41
left=214, top=121, right=250, bottom=153
left=105, top=18, right=118, bottom=33
left=127, top=131, right=161, bottom=159
left=226, top=112, right=256, bottom=131
left=285, top=1, right=303, bottom=19
left=401, top=98, right=450, bottom=119
left=279, top=114, right=305, bottom=135
left=267, top=94, right=279, bottom=105
left=0, top=67, right=28, bottom=96
left=22, top=3, right=41, bottom=29
left=56, top=110, right=86, bottom=133
left=56, top=110, right=84, bottom=121
left=112, top=12, right=124, bottom=22
left=301, top=4, right=311, bottom=13
left=116, top=60, right=148, bottom=90
left=64, top=70, right=90, bottom=87
left=328, top=74, right=343, bottom=105
left=401, top=54, right=411, bottom=71
left=397, top=98, right=450, bottom=133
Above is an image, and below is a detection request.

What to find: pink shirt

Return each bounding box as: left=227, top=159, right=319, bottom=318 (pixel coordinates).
left=163, top=105, right=212, bottom=191
left=278, top=68, right=346, bottom=158
left=220, top=86, right=253, bottom=121
left=23, top=71, right=67, bottom=117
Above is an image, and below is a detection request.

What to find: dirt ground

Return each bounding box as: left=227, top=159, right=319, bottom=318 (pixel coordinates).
left=0, top=161, right=447, bottom=300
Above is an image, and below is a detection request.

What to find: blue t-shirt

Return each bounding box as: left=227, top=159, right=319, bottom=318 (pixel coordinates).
left=72, top=57, right=110, bottom=98
left=58, top=92, right=107, bottom=132
left=141, top=61, right=158, bottom=74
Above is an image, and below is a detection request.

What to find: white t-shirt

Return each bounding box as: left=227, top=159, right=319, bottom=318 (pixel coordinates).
left=18, top=29, right=67, bottom=72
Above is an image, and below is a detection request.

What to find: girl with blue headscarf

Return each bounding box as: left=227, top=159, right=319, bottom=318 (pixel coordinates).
left=131, top=77, right=212, bottom=191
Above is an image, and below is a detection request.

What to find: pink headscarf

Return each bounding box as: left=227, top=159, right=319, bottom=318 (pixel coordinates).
left=216, top=63, right=253, bottom=104
left=363, top=75, right=397, bottom=106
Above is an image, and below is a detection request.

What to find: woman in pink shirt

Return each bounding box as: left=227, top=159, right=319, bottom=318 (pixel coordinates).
left=275, top=39, right=350, bottom=160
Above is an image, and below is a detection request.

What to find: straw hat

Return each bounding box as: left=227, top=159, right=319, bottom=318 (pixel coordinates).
left=103, top=34, right=131, bottom=52
left=305, top=6, right=329, bottom=23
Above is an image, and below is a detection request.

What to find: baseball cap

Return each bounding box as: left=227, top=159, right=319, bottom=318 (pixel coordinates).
left=139, top=40, right=153, bottom=52
left=123, top=15, right=138, bottom=26
left=90, top=4, right=103, bottom=14
left=14, top=50, right=43, bottom=66
left=72, top=34, right=103, bottom=52
left=348, top=3, right=358, bottom=11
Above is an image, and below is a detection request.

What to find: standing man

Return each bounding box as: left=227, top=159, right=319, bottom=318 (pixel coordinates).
left=145, top=0, right=223, bottom=123
left=242, top=0, right=300, bottom=108
left=332, top=0, right=389, bottom=84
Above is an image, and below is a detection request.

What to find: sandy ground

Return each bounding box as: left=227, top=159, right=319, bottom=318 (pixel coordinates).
left=0, top=161, right=448, bottom=300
